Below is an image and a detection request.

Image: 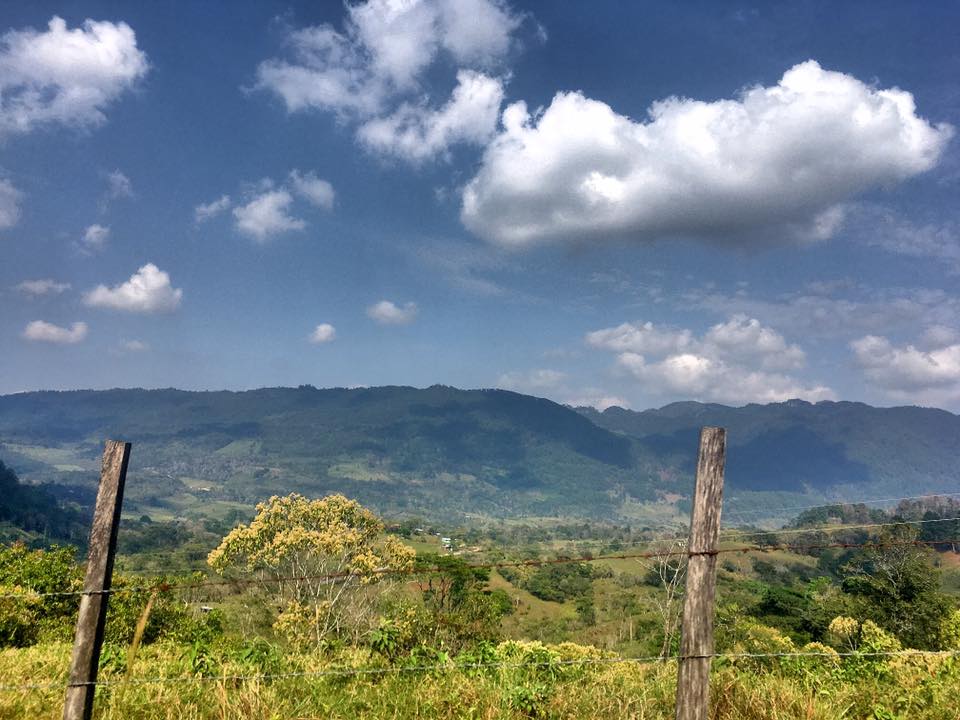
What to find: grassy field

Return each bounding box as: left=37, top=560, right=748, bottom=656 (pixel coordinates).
left=3, top=640, right=960, bottom=720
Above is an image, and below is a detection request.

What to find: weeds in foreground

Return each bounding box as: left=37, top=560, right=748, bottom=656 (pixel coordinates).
left=2, top=639, right=959, bottom=720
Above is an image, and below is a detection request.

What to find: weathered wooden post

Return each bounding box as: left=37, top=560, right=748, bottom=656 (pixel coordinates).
left=675, top=427, right=726, bottom=720
left=63, top=440, right=131, bottom=720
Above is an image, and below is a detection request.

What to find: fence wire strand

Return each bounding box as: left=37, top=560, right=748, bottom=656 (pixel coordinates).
left=3, top=536, right=960, bottom=602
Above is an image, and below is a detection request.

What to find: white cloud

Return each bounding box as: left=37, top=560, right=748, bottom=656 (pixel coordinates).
left=462, top=60, right=953, bottom=247
left=121, top=339, right=148, bottom=352
left=83, top=263, right=182, bottom=313
left=80, top=223, right=110, bottom=252
left=255, top=25, right=382, bottom=117
left=256, top=0, right=519, bottom=119
left=615, top=351, right=833, bottom=405
left=497, top=368, right=566, bottom=392
left=194, top=194, right=232, bottom=222
left=15, top=278, right=70, bottom=296
left=0, top=16, right=148, bottom=137
left=496, top=369, right=627, bottom=410
left=106, top=169, right=133, bottom=199
left=22, top=320, right=87, bottom=344
left=0, top=179, right=22, bottom=229
left=309, top=323, right=337, bottom=344
left=233, top=189, right=305, bottom=241
left=348, top=0, right=441, bottom=91
left=565, top=394, right=629, bottom=412
left=436, top=0, right=521, bottom=66
left=255, top=0, right=520, bottom=163
left=357, top=70, right=504, bottom=161
left=586, top=315, right=804, bottom=371
left=851, top=335, right=960, bottom=404
left=857, top=207, right=960, bottom=272
left=704, top=315, right=806, bottom=370
left=367, top=300, right=418, bottom=325
left=288, top=170, right=335, bottom=210
left=586, top=321, right=693, bottom=357
left=681, top=285, right=960, bottom=340
left=587, top=317, right=832, bottom=405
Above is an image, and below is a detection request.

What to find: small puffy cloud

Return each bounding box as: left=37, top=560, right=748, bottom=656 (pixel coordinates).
left=497, top=368, right=566, bottom=393
left=255, top=25, right=382, bottom=117
left=704, top=315, right=805, bottom=370
left=437, top=0, right=521, bottom=66
left=22, top=320, right=87, bottom=344
left=348, top=0, right=440, bottom=91
left=586, top=321, right=693, bottom=357
left=194, top=194, right=232, bottom=223
left=0, top=179, right=22, bottom=229
left=16, top=278, right=70, bottom=296
left=587, top=316, right=831, bottom=405
left=288, top=171, right=335, bottom=210
left=616, top=352, right=833, bottom=405
left=83, top=263, right=182, bottom=313
left=80, top=223, right=110, bottom=252
left=367, top=300, right=418, bottom=325
left=309, top=323, right=337, bottom=344
left=0, top=16, right=148, bottom=137
left=233, top=189, right=305, bottom=242
left=106, top=169, right=133, bottom=199
left=121, top=339, right=148, bottom=352
left=358, top=70, right=504, bottom=162
left=851, top=335, right=960, bottom=404
left=256, top=0, right=520, bottom=119
left=462, top=60, right=953, bottom=247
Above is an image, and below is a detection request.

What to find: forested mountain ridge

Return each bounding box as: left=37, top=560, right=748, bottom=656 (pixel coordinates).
left=0, top=387, right=957, bottom=524
left=0, top=386, right=665, bottom=522
left=576, top=399, right=960, bottom=495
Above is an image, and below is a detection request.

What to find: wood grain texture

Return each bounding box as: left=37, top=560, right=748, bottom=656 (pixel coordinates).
left=63, top=440, right=131, bottom=720
left=675, top=427, right=726, bottom=720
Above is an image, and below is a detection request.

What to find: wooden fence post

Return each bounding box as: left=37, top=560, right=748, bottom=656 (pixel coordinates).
left=675, top=427, right=726, bottom=720
left=63, top=440, right=131, bottom=720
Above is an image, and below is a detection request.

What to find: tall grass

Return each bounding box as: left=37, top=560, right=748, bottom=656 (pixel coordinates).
left=3, top=641, right=959, bottom=719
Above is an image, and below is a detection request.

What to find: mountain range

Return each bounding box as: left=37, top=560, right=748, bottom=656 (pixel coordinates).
left=0, top=386, right=957, bottom=526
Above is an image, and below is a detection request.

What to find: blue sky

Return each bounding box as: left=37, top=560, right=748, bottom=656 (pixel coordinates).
left=2, top=1, right=959, bottom=411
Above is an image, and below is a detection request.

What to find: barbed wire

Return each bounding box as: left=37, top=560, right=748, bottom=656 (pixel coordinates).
left=1, top=648, right=958, bottom=694
left=3, top=537, right=959, bottom=602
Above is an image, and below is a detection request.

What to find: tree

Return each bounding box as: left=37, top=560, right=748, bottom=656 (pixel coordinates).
left=413, top=554, right=509, bottom=652
left=841, top=525, right=950, bottom=649
left=208, top=493, right=415, bottom=647
left=639, top=539, right=687, bottom=657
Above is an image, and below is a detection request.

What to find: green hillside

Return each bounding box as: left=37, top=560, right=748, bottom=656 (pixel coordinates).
left=578, top=399, right=960, bottom=520
left=0, top=386, right=667, bottom=522
left=1, top=387, right=957, bottom=525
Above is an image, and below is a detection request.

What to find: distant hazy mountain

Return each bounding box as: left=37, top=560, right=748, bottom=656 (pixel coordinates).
left=0, top=387, right=956, bottom=524
left=576, top=399, right=960, bottom=497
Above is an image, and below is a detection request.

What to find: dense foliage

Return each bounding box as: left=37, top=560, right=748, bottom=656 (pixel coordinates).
left=1, top=485, right=959, bottom=718
left=0, top=460, right=85, bottom=542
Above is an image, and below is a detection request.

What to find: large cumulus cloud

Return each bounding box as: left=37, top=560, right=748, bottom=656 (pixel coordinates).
left=462, top=61, right=952, bottom=248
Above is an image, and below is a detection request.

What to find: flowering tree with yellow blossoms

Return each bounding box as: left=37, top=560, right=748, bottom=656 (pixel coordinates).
left=208, top=493, right=415, bottom=647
